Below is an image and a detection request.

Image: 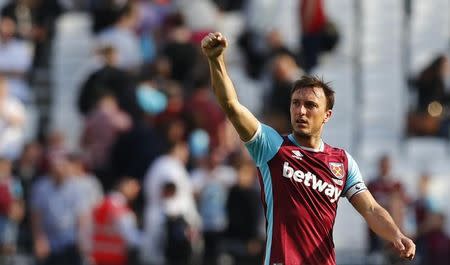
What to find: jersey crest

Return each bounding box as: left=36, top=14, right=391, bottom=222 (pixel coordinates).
left=329, top=162, right=344, bottom=179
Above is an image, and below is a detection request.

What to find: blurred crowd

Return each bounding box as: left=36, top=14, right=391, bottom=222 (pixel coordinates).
left=0, top=0, right=447, bottom=265
left=408, top=54, right=450, bottom=138
left=366, top=155, right=450, bottom=265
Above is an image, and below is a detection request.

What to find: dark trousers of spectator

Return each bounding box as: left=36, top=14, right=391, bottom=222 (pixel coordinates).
left=368, top=230, right=384, bottom=254
left=202, top=231, right=222, bottom=265
left=39, top=245, right=82, bottom=265
left=301, top=33, right=322, bottom=73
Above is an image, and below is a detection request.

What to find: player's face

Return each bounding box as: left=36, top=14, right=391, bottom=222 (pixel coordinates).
left=290, top=87, right=332, bottom=137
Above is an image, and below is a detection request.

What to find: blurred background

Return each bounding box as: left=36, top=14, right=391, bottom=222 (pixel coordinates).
left=0, top=0, right=448, bottom=265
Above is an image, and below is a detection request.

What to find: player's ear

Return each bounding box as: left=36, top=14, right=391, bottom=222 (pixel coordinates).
left=323, top=109, right=332, bottom=124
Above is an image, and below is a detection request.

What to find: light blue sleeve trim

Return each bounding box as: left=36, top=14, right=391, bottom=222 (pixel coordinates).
left=259, top=164, right=273, bottom=265
left=244, top=123, right=283, bottom=167
left=343, top=151, right=365, bottom=196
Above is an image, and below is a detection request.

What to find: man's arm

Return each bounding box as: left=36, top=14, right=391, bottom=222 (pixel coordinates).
left=201, top=32, right=259, bottom=142
left=350, top=191, right=415, bottom=260
left=30, top=211, right=50, bottom=260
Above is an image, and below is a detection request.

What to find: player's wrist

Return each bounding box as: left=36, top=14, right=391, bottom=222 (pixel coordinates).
left=207, top=54, right=224, bottom=62
left=390, top=231, right=405, bottom=243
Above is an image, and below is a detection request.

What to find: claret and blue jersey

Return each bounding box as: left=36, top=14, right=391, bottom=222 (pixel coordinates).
left=245, top=123, right=367, bottom=265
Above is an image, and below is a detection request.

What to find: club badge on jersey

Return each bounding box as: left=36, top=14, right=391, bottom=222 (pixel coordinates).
left=329, top=162, right=344, bottom=186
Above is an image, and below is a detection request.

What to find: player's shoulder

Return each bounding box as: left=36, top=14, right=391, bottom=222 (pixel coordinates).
left=323, top=143, right=348, bottom=158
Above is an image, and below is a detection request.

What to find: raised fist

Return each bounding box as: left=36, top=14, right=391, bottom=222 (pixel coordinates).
left=201, top=32, right=228, bottom=59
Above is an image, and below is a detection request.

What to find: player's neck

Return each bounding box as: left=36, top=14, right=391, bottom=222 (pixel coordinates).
left=293, top=133, right=322, bottom=150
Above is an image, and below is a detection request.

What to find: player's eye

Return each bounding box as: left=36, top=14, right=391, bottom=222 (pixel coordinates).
left=305, top=102, right=318, bottom=109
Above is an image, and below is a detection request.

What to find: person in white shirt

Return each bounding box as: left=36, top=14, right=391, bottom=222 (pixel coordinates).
left=0, top=77, right=26, bottom=160
left=141, top=141, right=201, bottom=265
left=0, top=17, right=33, bottom=103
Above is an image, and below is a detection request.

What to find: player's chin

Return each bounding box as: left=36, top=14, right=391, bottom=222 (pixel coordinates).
left=294, top=128, right=310, bottom=136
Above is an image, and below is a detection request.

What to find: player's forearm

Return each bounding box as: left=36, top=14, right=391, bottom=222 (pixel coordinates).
left=203, top=32, right=259, bottom=141
left=208, top=55, right=240, bottom=114
left=364, top=205, right=403, bottom=242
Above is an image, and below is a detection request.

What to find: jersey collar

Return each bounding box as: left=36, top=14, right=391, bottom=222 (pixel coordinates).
left=288, top=134, right=324, bottom=152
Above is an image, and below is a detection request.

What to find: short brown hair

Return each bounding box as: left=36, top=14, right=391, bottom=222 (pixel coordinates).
left=290, top=75, right=335, bottom=110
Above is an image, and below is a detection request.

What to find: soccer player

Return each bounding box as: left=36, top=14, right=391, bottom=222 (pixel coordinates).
left=201, top=32, right=415, bottom=265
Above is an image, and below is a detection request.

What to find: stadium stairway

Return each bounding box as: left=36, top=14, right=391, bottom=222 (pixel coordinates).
left=409, top=0, right=450, bottom=75
left=356, top=0, right=407, bottom=170
left=50, top=12, right=96, bottom=150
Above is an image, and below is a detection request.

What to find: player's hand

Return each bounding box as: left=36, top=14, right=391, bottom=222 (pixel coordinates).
left=392, top=234, right=415, bottom=260
left=201, top=32, right=228, bottom=59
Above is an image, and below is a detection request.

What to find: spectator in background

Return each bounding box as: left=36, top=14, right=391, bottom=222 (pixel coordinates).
left=136, top=0, right=174, bottom=63
left=77, top=45, right=140, bottom=119
left=184, top=77, right=226, bottom=149
left=90, top=177, right=141, bottom=265
left=30, top=156, right=89, bottom=265
left=13, top=141, right=43, bottom=253
left=1, top=0, right=62, bottom=69
left=142, top=140, right=201, bottom=265
left=40, top=130, right=68, bottom=174
left=0, top=157, right=24, bottom=262
left=1, top=0, right=33, bottom=40
left=266, top=53, right=303, bottom=132
left=148, top=56, right=173, bottom=90
left=413, top=55, right=450, bottom=114
left=163, top=182, right=194, bottom=265
left=225, top=159, right=263, bottom=265
left=239, top=0, right=299, bottom=79
left=191, top=147, right=237, bottom=265
left=0, top=77, right=27, bottom=160
left=13, top=141, right=43, bottom=190
left=108, top=75, right=167, bottom=183
left=367, top=155, right=409, bottom=257
left=81, top=92, right=132, bottom=190
left=300, top=0, right=339, bottom=72
left=238, top=29, right=296, bottom=79
left=89, top=0, right=125, bottom=34
left=213, top=0, right=246, bottom=12
left=416, top=212, right=450, bottom=265
left=154, top=82, right=188, bottom=142
left=108, top=116, right=165, bottom=185
left=67, top=153, right=103, bottom=211
left=57, top=0, right=89, bottom=11
left=97, top=1, right=142, bottom=73
left=409, top=55, right=450, bottom=137
left=161, top=12, right=199, bottom=85
left=0, top=16, right=33, bottom=103
left=414, top=174, right=437, bottom=237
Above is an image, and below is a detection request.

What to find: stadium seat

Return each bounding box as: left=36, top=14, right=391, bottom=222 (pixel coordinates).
left=404, top=137, right=449, bottom=163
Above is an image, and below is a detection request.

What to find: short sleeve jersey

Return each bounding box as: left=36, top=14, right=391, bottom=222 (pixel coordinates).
left=245, top=123, right=367, bottom=265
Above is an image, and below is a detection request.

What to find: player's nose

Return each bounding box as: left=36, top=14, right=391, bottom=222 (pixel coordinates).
left=299, top=104, right=307, bottom=115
